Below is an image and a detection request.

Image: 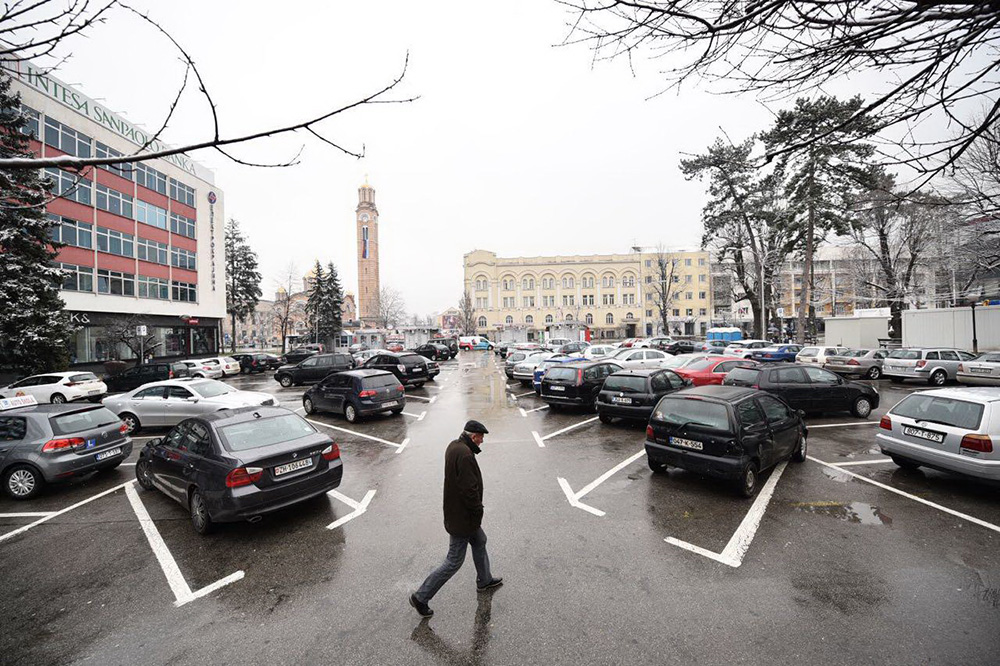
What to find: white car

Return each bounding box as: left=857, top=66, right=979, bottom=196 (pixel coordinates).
left=723, top=340, right=772, bottom=358
left=195, top=356, right=241, bottom=377
left=353, top=349, right=389, bottom=365
left=583, top=345, right=616, bottom=359
left=958, top=352, right=1000, bottom=386
left=512, top=352, right=557, bottom=384
left=610, top=347, right=671, bottom=369
left=0, top=371, right=107, bottom=404
left=181, top=360, right=224, bottom=379
left=796, top=346, right=852, bottom=366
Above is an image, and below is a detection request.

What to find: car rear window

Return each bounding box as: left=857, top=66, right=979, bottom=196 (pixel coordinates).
left=400, top=354, right=425, bottom=366
left=891, top=394, right=985, bottom=430
left=50, top=407, right=121, bottom=435
left=888, top=349, right=920, bottom=359
left=604, top=375, right=648, bottom=392
left=219, top=413, right=316, bottom=451
left=840, top=350, right=867, bottom=358
left=362, top=374, right=400, bottom=389
left=223, top=357, right=238, bottom=364
left=653, top=398, right=731, bottom=431
left=70, top=373, right=99, bottom=383
left=976, top=353, right=1000, bottom=363
left=798, top=347, right=818, bottom=357
left=726, top=367, right=760, bottom=384
left=547, top=367, right=579, bottom=381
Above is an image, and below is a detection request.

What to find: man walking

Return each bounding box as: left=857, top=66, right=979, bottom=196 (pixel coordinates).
left=410, top=420, right=502, bottom=618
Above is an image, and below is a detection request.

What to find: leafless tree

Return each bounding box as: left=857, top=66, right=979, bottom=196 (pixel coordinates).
left=373, top=286, right=406, bottom=329
left=647, top=245, right=679, bottom=336
left=98, top=313, right=161, bottom=366
left=458, top=291, right=477, bottom=336
left=272, top=263, right=301, bottom=354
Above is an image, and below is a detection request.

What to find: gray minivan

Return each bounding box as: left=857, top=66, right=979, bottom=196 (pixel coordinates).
left=882, top=348, right=977, bottom=386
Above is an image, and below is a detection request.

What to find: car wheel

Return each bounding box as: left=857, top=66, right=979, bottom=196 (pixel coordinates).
left=135, top=458, right=155, bottom=490
left=414, top=382, right=425, bottom=388
left=867, top=366, right=882, bottom=380
left=738, top=461, right=759, bottom=498
left=890, top=454, right=921, bottom=470
left=391, top=407, right=403, bottom=415
left=648, top=458, right=668, bottom=474
left=345, top=403, right=359, bottom=423
left=929, top=370, right=947, bottom=386
left=194, top=373, right=204, bottom=379
left=598, top=413, right=614, bottom=424
left=303, top=397, right=316, bottom=415
left=50, top=393, right=66, bottom=404
left=852, top=396, right=873, bottom=418
left=279, top=375, right=293, bottom=388
left=120, top=412, right=140, bottom=434
left=190, top=489, right=214, bottom=535
left=3, top=464, right=43, bottom=500
left=791, top=432, right=807, bottom=463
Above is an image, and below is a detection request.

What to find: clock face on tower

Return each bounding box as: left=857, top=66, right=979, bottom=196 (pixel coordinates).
left=360, top=213, right=369, bottom=222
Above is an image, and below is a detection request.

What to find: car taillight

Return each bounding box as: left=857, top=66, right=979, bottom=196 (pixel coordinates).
left=359, top=389, right=377, bottom=398
left=916, top=360, right=926, bottom=368
left=958, top=364, right=964, bottom=372
left=321, top=444, right=341, bottom=460
left=66, top=381, right=82, bottom=387
left=168, top=370, right=174, bottom=378
left=960, top=434, right=993, bottom=453
left=879, top=415, right=891, bottom=430
left=42, top=437, right=84, bottom=452
left=645, top=425, right=654, bottom=439
left=577, top=369, right=584, bottom=385
left=847, top=359, right=860, bottom=366
left=119, top=423, right=128, bottom=434
left=225, top=466, right=263, bottom=488
left=397, top=385, right=404, bottom=392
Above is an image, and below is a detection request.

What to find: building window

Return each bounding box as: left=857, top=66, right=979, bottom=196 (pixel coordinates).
left=477, top=316, right=487, bottom=328
left=645, top=275, right=652, bottom=284
left=475, top=297, right=488, bottom=308
left=602, top=275, right=615, bottom=288
left=502, top=278, right=514, bottom=291
left=43, top=117, right=91, bottom=157
left=136, top=200, right=168, bottom=229
left=96, top=142, right=134, bottom=180
left=562, top=276, right=575, bottom=289
left=622, top=274, right=635, bottom=287
left=673, top=309, right=680, bottom=317
left=562, top=295, right=575, bottom=306
left=602, top=294, right=615, bottom=305
left=623, top=293, right=635, bottom=305
left=699, top=291, right=707, bottom=299
left=138, top=275, right=169, bottom=300
left=502, top=296, right=515, bottom=308
left=685, top=275, right=693, bottom=283
left=96, top=184, right=133, bottom=218
left=46, top=168, right=91, bottom=205
left=97, top=227, right=134, bottom=258
left=134, top=163, right=167, bottom=195
left=136, top=237, right=168, bottom=264
left=582, top=275, right=595, bottom=288
left=699, top=258, right=706, bottom=266
left=699, top=308, right=707, bottom=316
left=545, top=314, right=553, bottom=324
left=48, top=215, right=92, bottom=249
left=522, top=296, right=535, bottom=307
left=170, top=247, right=197, bottom=271
left=686, top=292, right=693, bottom=300
left=525, top=315, right=534, bottom=324
left=169, top=212, right=196, bottom=239
left=606, top=313, right=614, bottom=324
left=585, top=313, right=593, bottom=325
left=169, top=178, right=196, bottom=206
left=505, top=315, right=513, bottom=325
left=59, top=263, right=93, bottom=292
left=645, top=259, right=651, bottom=268
left=685, top=258, right=692, bottom=266
left=646, top=293, right=653, bottom=301
left=626, top=312, right=634, bottom=320
left=522, top=277, right=535, bottom=290
left=20, top=105, right=39, bottom=139
left=97, top=269, right=135, bottom=296
left=699, top=274, right=707, bottom=283
left=646, top=309, right=653, bottom=317
left=686, top=308, right=693, bottom=316
left=172, top=280, right=197, bottom=302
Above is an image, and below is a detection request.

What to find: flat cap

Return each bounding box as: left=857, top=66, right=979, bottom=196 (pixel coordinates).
left=464, top=419, right=489, bottom=434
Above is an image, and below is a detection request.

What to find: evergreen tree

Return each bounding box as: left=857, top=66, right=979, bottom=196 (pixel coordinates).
left=323, top=261, right=344, bottom=340
left=304, top=260, right=326, bottom=344
left=0, top=74, right=73, bottom=374
left=224, top=218, right=262, bottom=352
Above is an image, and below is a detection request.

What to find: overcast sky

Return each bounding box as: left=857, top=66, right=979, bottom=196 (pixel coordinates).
left=48, top=1, right=922, bottom=318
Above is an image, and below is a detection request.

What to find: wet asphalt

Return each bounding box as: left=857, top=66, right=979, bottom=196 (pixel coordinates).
left=2, top=353, right=999, bottom=665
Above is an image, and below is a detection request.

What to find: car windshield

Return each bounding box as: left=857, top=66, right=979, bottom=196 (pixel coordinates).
left=611, top=348, right=634, bottom=359
left=69, top=373, right=99, bottom=382
left=684, top=359, right=717, bottom=372
left=660, top=356, right=688, bottom=369
left=654, top=398, right=731, bottom=431
left=546, top=367, right=579, bottom=380
left=50, top=407, right=121, bottom=435
left=727, top=342, right=746, bottom=348
left=892, top=394, right=984, bottom=430
left=189, top=381, right=236, bottom=398
left=219, top=413, right=316, bottom=451
left=798, top=348, right=818, bottom=357
left=888, top=349, right=921, bottom=359
left=362, top=374, right=400, bottom=389
left=603, top=375, right=647, bottom=392
left=400, top=355, right=425, bottom=366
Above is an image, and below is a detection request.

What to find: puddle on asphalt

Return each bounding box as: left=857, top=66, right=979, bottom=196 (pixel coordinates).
left=840, top=445, right=882, bottom=459
left=790, top=501, right=892, bottom=526
left=821, top=466, right=852, bottom=483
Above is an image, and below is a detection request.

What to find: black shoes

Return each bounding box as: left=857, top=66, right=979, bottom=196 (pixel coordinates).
left=477, top=577, right=503, bottom=592
left=409, top=593, right=434, bottom=618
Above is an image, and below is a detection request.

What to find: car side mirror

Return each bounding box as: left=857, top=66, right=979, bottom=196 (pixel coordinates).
left=147, top=437, right=163, bottom=447
left=187, top=397, right=200, bottom=403
left=683, top=379, right=693, bottom=386
left=797, top=410, right=806, bottom=418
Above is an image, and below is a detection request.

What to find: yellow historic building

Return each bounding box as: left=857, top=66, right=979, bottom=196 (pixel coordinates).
left=464, top=248, right=712, bottom=341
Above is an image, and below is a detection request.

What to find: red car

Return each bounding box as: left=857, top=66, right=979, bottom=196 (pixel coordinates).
left=386, top=342, right=404, bottom=352
left=673, top=356, right=758, bottom=386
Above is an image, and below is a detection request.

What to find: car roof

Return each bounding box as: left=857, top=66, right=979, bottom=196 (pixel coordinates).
left=904, top=387, right=1000, bottom=403
left=200, top=405, right=294, bottom=426
left=339, top=369, right=393, bottom=378
left=136, top=377, right=218, bottom=388
left=667, top=385, right=758, bottom=401
left=3, top=402, right=104, bottom=416
left=608, top=368, right=664, bottom=377
left=557, top=359, right=617, bottom=368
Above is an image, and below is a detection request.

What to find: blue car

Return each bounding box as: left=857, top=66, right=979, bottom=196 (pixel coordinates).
left=472, top=339, right=494, bottom=351
left=750, top=344, right=803, bottom=363
left=533, top=355, right=586, bottom=394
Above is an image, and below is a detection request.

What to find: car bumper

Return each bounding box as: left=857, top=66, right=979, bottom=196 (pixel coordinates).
left=645, top=439, right=745, bottom=480
left=210, top=461, right=344, bottom=522
left=512, top=371, right=534, bottom=381
left=876, top=433, right=1000, bottom=481
left=541, top=393, right=586, bottom=406
left=38, top=440, right=134, bottom=482
left=882, top=368, right=927, bottom=379
left=403, top=375, right=428, bottom=385
left=357, top=397, right=405, bottom=415
left=597, top=402, right=654, bottom=421
left=504, top=368, right=516, bottom=378
left=956, top=372, right=1000, bottom=386
left=824, top=363, right=865, bottom=376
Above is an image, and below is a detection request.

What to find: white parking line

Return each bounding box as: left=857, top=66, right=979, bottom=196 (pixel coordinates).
left=513, top=391, right=535, bottom=398
left=809, top=422, right=880, bottom=429
left=326, top=489, right=377, bottom=529
left=536, top=416, right=600, bottom=446
left=0, top=512, right=56, bottom=518
left=303, top=417, right=404, bottom=450
left=402, top=410, right=427, bottom=421
left=518, top=407, right=527, bottom=417
left=125, top=482, right=245, bottom=606
left=532, top=431, right=545, bottom=447
left=830, top=458, right=894, bottom=467
left=406, top=394, right=437, bottom=404
left=525, top=405, right=549, bottom=414
left=808, top=456, right=1000, bottom=534
left=665, top=462, right=788, bottom=568
left=0, top=481, right=131, bottom=543
left=557, top=450, right=645, bottom=517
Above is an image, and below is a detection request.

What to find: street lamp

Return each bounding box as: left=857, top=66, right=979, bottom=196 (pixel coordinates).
left=970, top=286, right=986, bottom=354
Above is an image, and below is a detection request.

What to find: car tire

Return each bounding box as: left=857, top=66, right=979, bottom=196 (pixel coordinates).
left=792, top=432, right=807, bottom=463
left=303, top=397, right=316, bottom=415
left=549, top=403, right=561, bottom=412
left=120, top=412, right=140, bottom=434
left=194, top=373, right=204, bottom=379
left=345, top=403, right=359, bottom=423
left=414, top=383, right=425, bottom=388
left=279, top=375, right=293, bottom=388
left=135, top=458, right=155, bottom=490
left=3, top=464, right=43, bottom=500
left=929, top=370, right=947, bottom=386
left=852, top=396, right=873, bottom=418
left=190, top=489, right=214, bottom=535
left=50, top=393, right=66, bottom=404
left=648, top=458, right=668, bottom=474
left=391, top=407, right=403, bottom=415
left=738, top=461, right=759, bottom=498
left=890, top=454, right=921, bottom=470
left=867, top=366, right=882, bottom=380
left=598, top=413, right=614, bottom=424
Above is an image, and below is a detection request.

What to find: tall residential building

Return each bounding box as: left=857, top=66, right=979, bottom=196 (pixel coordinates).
left=464, top=248, right=712, bottom=341
left=356, top=179, right=380, bottom=324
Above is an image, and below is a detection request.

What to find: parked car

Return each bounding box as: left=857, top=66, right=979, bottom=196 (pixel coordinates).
left=413, top=342, right=451, bottom=361
left=353, top=349, right=388, bottom=365
left=494, top=341, right=515, bottom=357
left=674, top=357, right=758, bottom=387
left=233, top=353, right=282, bottom=374
left=274, top=353, right=356, bottom=388
left=643, top=336, right=676, bottom=351
left=362, top=351, right=434, bottom=387
left=877, top=387, right=1000, bottom=480
left=645, top=385, right=807, bottom=497
left=557, top=341, right=590, bottom=355
left=195, top=356, right=242, bottom=377
left=134, top=407, right=342, bottom=533
left=795, top=346, right=851, bottom=366
left=296, top=343, right=325, bottom=354
left=699, top=339, right=730, bottom=353
left=824, top=349, right=887, bottom=380
left=180, top=360, right=224, bottom=380
left=618, top=338, right=639, bottom=349
left=533, top=355, right=586, bottom=394
left=723, top=364, right=880, bottom=418
left=348, top=343, right=368, bottom=354
left=658, top=339, right=700, bottom=355
left=749, top=345, right=803, bottom=363
left=303, top=369, right=405, bottom=422
left=723, top=340, right=772, bottom=358
left=610, top=347, right=671, bottom=369
left=1, top=371, right=108, bottom=404
left=582, top=344, right=616, bottom=359
left=882, top=348, right=976, bottom=386
left=597, top=368, right=690, bottom=424
left=472, top=339, right=494, bottom=351
left=539, top=359, right=624, bottom=411
left=544, top=338, right=573, bottom=351
left=957, top=351, right=1000, bottom=386
left=459, top=336, right=488, bottom=350
left=282, top=348, right=318, bottom=365
left=103, top=362, right=190, bottom=393
left=660, top=353, right=724, bottom=371
left=103, top=378, right=277, bottom=434
left=505, top=350, right=548, bottom=378
left=0, top=398, right=131, bottom=500
left=429, top=338, right=458, bottom=358
left=512, top=352, right=557, bottom=386
left=425, top=359, right=441, bottom=381
left=386, top=341, right=405, bottom=353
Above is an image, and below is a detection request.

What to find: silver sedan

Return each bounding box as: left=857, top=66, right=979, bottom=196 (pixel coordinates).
left=824, top=349, right=887, bottom=380
left=102, top=378, right=277, bottom=433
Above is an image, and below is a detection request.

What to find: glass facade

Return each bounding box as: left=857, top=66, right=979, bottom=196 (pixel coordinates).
left=67, top=323, right=218, bottom=364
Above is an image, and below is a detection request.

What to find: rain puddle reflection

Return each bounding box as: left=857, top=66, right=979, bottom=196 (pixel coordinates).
left=791, top=501, right=892, bottom=526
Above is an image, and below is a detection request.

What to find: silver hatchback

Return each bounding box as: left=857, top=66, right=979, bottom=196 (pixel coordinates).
left=882, top=348, right=977, bottom=386
left=824, top=349, right=888, bottom=380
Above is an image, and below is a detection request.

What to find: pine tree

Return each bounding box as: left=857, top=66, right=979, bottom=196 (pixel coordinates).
left=304, top=260, right=326, bottom=345
left=324, top=261, right=344, bottom=341
left=0, top=73, right=74, bottom=374
left=225, top=218, right=262, bottom=352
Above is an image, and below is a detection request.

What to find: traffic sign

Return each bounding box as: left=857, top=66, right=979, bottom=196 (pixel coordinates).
left=136, top=325, right=148, bottom=336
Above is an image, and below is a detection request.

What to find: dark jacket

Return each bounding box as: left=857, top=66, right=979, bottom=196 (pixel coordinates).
left=443, top=434, right=484, bottom=537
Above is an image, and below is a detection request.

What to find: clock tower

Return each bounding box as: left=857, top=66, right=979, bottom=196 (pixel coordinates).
left=356, top=177, right=380, bottom=325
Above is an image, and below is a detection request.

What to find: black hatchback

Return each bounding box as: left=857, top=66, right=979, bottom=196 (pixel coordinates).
left=429, top=338, right=458, bottom=359
left=723, top=364, right=880, bottom=418
left=413, top=343, right=450, bottom=361
left=645, top=386, right=807, bottom=497
left=233, top=353, right=282, bottom=374
left=274, top=353, right=355, bottom=387
left=597, top=368, right=691, bottom=424
left=135, top=407, right=343, bottom=534
left=362, top=352, right=432, bottom=387
left=302, top=370, right=405, bottom=423
left=539, top=359, right=624, bottom=411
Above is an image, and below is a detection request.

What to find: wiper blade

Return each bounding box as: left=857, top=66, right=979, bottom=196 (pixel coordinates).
left=914, top=418, right=952, bottom=427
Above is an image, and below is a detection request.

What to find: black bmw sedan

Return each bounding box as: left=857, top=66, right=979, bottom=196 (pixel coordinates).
left=135, top=406, right=343, bottom=534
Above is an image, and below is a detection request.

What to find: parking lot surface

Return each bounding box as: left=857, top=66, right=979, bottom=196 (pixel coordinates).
left=3, top=353, right=1000, bottom=665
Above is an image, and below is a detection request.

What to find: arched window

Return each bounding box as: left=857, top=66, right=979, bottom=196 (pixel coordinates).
left=561, top=275, right=575, bottom=289
left=522, top=277, right=535, bottom=290
left=525, top=315, right=534, bottom=324
left=585, top=313, right=593, bottom=325
left=566, top=314, right=573, bottom=321
left=626, top=312, right=634, bottom=320
left=541, top=275, right=555, bottom=290
left=477, top=316, right=487, bottom=328
left=505, top=315, right=513, bottom=325
left=606, top=313, right=614, bottom=324
left=545, top=314, right=553, bottom=324
left=602, top=275, right=616, bottom=288
left=502, top=277, right=515, bottom=291
left=475, top=277, right=489, bottom=291
left=622, top=274, right=636, bottom=287
left=582, top=275, right=595, bottom=289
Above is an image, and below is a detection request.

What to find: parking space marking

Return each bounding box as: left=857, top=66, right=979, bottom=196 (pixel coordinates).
left=326, top=489, right=377, bottom=529
left=665, top=462, right=788, bottom=569
left=303, top=417, right=407, bottom=452
left=406, top=394, right=437, bottom=404
left=512, top=391, right=535, bottom=398
left=525, top=405, right=549, bottom=414
left=0, top=512, right=56, bottom=518
left=830, top=459, right=894, bottom=467
left=557, top=450, right=645, bottom=517
left=0, top=481, right=131, bottom=543
left=534, top=416, right=601, bottom=447
left=532, top=431, right=545, bottom=447
left=808, top=422, right=880, bottom=429
left=402, top=410, right=427, bottom=421
left=807, top=455, right=1000, bottom=534
left=125, top=483, right=245, bottom=607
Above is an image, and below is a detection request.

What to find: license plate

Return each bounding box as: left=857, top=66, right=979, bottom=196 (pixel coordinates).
left=612, top=396, right=632, bottom=404
left=902, top=426, right=944, bottom=444
left=383, top=400, right=398, bottom=407
left=971, top=367, right=992, bottom=374
left=549, top=385, right=565, bottom=392
left=670, top=437, right=703, bottom=450
left=412, top=368, right=424, bottom=373
left=88, top=389, right=100, bottom=395
left=274, top=458, right=313, bottom=476
left=95, top=447, right=122, bottom=461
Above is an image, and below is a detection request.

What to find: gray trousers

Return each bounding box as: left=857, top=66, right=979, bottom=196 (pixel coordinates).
left=415, top=527, right=492, bottom=602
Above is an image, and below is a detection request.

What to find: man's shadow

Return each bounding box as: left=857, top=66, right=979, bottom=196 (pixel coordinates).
left=410, top=590, right=496, bottom=665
